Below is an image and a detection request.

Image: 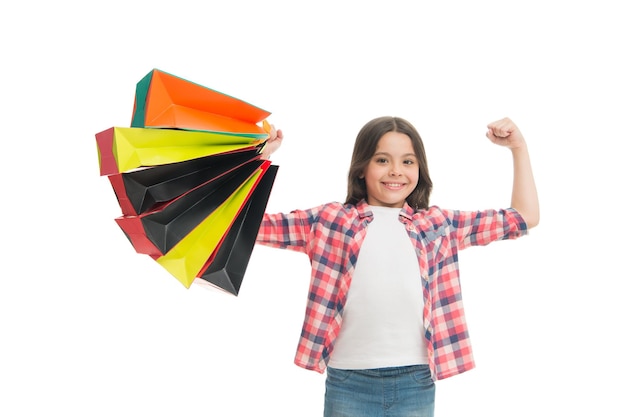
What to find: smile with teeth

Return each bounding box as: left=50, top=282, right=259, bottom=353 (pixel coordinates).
left=382, top=182, right=405, bottom=190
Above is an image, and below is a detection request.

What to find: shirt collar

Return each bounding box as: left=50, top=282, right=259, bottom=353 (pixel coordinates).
left=355, top=199, right=416, bottom=220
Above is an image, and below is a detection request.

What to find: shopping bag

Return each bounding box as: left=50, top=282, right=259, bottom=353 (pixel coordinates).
left=108, top=147, right=262, bottom=216
left=195, top=164, right=279, bottom=295
left=131, top=68, right=270, bottom=136
left=115, top=158, right=266, bottom=257
left=98, top=69, right=278, bottom=293
left=154, top=160, right=273, bottom=288
left=96, top=126, right=262, bottom=176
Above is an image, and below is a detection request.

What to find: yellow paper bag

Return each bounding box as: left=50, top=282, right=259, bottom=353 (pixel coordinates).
left=155, top=168, right=263, bottom=288
left=96, top=127, right=262, bottom=176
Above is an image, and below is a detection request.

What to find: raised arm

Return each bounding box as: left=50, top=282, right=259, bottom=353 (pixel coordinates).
left=486, top=117, right=540, bottom=229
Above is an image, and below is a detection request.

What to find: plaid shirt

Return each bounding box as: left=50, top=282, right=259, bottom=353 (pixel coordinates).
left=256, top=199, right=527, bottom=380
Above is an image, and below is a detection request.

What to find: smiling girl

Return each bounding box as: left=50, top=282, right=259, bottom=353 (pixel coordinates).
left=256, top=116, right=539, bottom=417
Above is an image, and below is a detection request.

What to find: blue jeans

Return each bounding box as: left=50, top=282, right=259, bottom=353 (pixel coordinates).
left=324, top=365, right=435, bottom=417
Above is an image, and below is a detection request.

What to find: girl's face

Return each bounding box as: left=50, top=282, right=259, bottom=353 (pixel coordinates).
left=362, top=131, right=420, bottom=208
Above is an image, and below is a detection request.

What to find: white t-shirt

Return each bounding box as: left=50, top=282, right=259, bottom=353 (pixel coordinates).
left=328, top=205, right=429, bottom=369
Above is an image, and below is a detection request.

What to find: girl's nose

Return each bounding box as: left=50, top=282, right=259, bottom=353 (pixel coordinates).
left=389, top=164, right=402, bottom=176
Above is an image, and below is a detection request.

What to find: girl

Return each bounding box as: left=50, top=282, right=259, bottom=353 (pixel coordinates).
left=257, top=116, right=539, bottom=417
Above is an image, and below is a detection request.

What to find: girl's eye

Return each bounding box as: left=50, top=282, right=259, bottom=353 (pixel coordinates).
left=404, top=160, right=415, bottom=165
left=375, top=157, right=388, bottom=164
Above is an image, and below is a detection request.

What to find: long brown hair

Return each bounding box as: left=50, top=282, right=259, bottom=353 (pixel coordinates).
left=345, top=116, right=432, bottom=210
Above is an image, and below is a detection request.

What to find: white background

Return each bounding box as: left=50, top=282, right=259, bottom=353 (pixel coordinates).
left=1, top=1, right=624, bottom=416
